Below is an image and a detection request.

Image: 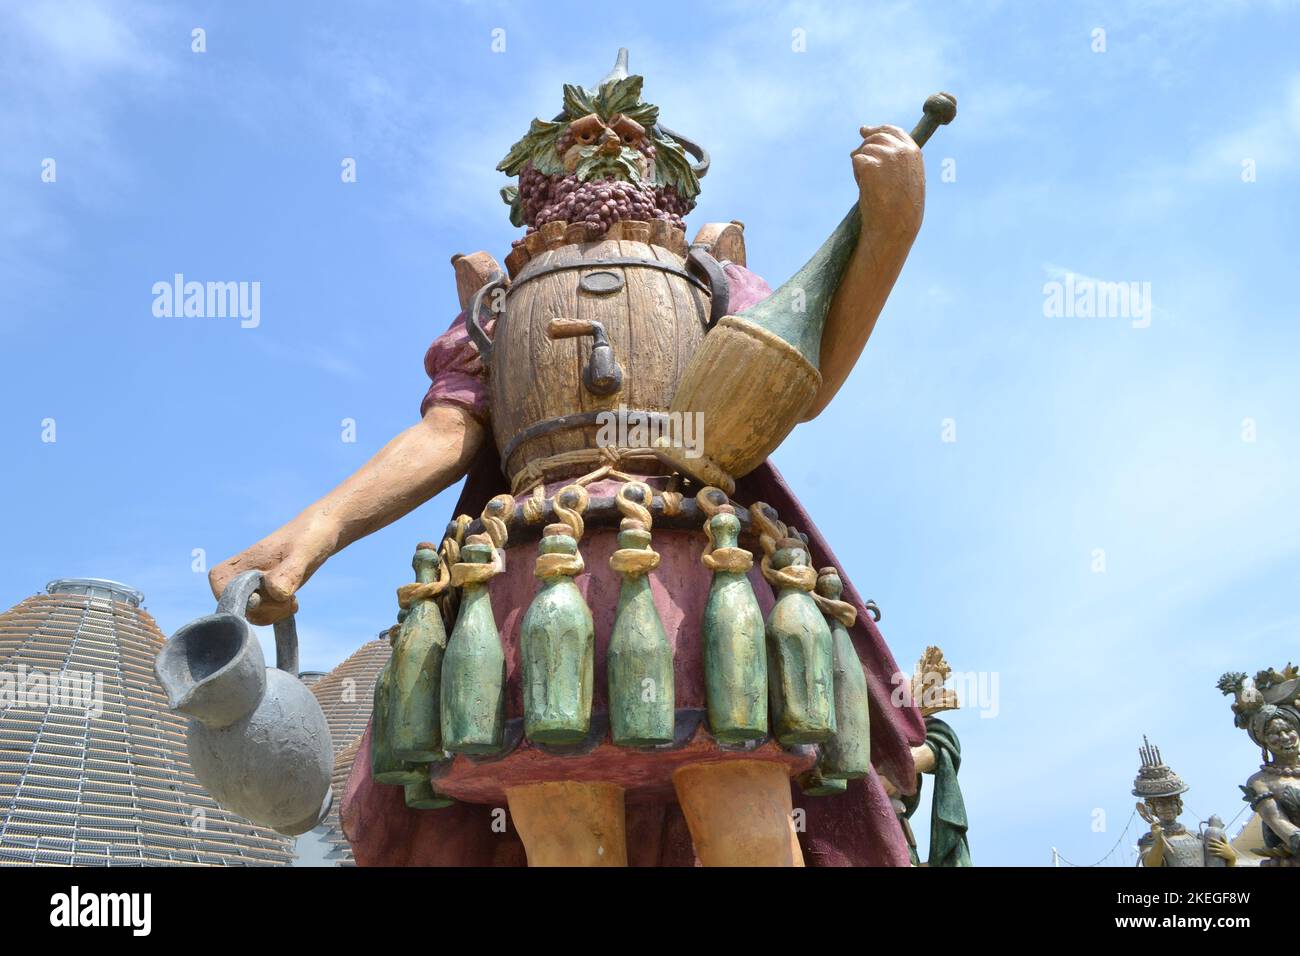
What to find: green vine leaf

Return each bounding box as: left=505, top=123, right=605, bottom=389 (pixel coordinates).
left=651, top=131, right=700, bottom=201
left=497, top=118, right=565, bottom=176
left=562, top=84, right=596, bottom=119
left=596, top=75, right=643, bottom=118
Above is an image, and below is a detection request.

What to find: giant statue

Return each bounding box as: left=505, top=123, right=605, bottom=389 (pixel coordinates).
left=162, top=49, right=960, bottom=866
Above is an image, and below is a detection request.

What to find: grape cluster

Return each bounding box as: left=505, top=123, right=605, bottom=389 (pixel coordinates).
left=512, top=161, right=695, bottom=246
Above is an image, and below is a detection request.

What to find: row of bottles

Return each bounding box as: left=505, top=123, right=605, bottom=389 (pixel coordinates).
left=371, top=484, right=875, bottom=806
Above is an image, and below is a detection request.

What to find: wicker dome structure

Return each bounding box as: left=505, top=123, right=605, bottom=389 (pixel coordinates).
left=307, top=635, right=392, bottom=865
left=0, top=579, right=295, bottom=866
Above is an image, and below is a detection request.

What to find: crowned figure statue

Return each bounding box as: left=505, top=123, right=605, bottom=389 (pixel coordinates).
left=182, top=49, right=960, bottom=866
left=1133, top=736, right=1237, bottom=867
left=1219, top=665, right=1300, bottom=867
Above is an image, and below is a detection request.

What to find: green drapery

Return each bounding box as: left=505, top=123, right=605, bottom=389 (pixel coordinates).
left=901, top=717, right=971, bottom=867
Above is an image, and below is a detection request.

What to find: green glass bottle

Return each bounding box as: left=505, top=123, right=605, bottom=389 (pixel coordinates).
left=816, top=568, right=871, bottom=779
left=766, top=539, right=836, bottom=745
left=520, top=523, right=595, bottom=744
left=607, top=519, right=675, bottom=746
left=701, top=505, right=768, bottom=743
left=797, top=763, right=849, bottom=797
left=440, top=536, right=505, bottom=755
left=404, top=777, right=455, bottom=810
left=389, top=544, right=447, bottom=761
left=371, top=658, right=427, bottom=785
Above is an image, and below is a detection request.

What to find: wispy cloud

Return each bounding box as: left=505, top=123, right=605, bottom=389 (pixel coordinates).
left=0, top=1, right=179, bottom=309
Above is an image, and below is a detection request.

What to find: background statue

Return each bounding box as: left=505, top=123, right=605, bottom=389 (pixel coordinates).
left=890, top=646, right=971, bottom=867
left=1133, top=736, right=1236, bottom=867
left=1220, top=665, right=1300, bottom=867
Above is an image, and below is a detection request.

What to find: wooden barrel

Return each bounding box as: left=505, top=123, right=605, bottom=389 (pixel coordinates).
left=489, top=237, right=710, bottom=489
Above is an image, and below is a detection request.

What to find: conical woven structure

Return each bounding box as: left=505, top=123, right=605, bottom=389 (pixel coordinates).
left=308, top=636, right=391, bottom=865
left=0, top=579, right=295, bottom=866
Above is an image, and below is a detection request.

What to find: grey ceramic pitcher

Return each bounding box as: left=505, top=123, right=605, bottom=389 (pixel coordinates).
left=155, top=570, right=333, bottom=836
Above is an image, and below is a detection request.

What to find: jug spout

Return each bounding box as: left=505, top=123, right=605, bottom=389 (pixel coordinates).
left=156, top=611, right=266, bottom=728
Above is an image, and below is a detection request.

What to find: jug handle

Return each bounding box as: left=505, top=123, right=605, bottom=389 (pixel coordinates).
left=215, top=570, right=301, bottom=675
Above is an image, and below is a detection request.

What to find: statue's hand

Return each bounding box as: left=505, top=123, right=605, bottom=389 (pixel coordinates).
left=851, top=124, right=925, bottom=237
left=209, top=518, right=337, bottom=625
left=1206, top=835, right=1238, bottom=866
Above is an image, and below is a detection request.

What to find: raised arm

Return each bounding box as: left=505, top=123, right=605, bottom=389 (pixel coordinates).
left=209, top=403, right=485, bottom=624
left=803, top=124, right=925, bottom=420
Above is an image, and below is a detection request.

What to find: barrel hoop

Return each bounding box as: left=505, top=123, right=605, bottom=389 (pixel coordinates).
left=500, top=409, right=671, bottom=466
left=507, top=257, right=710, bottom=296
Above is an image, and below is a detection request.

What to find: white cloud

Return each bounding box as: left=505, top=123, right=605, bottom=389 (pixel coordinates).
left=0, top=1, right=178, bottom=311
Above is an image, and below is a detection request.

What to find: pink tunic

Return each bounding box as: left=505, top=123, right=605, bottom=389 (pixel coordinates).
left=343, top=263, right=925, bottom=866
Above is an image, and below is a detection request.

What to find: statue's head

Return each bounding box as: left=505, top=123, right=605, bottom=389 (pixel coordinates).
left=1144, top=794, right=1184, bottom=826
left=1260, top=711, right=1300, bottom=759
left=496, top=49, right=708, bottom=241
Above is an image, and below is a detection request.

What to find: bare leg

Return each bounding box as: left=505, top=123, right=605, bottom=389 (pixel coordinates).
left=673, top=760, right=803, bottom=867
left=505, top=781, right=628, bottom=867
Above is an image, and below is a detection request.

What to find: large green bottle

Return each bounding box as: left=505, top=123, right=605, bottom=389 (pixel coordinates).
left=766, top=539, right=836, bottom=745
left=371, top=657, right=428, bottom=785
left=701, top=504, right=768, bottom=743
left=404, top=777, right=455, bottom=810
left=797, top=763, right=849, bottom=797
left=389, top=544, right=447, bottom=761
left=607, top=519, right=675, bottom=746
left=440, top=536, right=505, bottom=755
left=815, top=567, right=871, bottom=779
left=520, top=522, right=595, bottom=744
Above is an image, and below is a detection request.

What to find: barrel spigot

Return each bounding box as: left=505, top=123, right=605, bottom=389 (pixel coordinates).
left=547, top=316, right=624, bottom=396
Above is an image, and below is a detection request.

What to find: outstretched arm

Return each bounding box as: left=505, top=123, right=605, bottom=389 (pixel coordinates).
left=210, top=403, right=485, bottom=624
left=803, top=124, right=925, bottom=420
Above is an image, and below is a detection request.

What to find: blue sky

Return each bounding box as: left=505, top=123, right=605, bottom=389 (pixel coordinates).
left=2, top=0, right=1298, bottom=866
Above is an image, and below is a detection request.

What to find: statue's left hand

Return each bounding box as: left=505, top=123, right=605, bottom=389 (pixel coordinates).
left=851, top=124, right=925, bottom=237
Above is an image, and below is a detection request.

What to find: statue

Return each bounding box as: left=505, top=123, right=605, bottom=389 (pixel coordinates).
left=880, top=646, right=971, bottom=866
left=1219, top=665, right=1300, bottom=867
left=1133, top=736, right=1237, bottom=867
left=196, top=49, right=955, bottom=866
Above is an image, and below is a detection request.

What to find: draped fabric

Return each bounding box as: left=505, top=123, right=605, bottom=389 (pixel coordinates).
left=901, top=716, right=972, bottom=867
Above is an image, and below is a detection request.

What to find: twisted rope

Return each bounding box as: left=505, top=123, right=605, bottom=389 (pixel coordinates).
left=615, top=480, right=654, bottom=529
left=521, top=484, right=547, bottom=524
left=750, top=500, right=816, bottom=592
left=439, top=514, right=472, bottom=567
left=480, top=494, right=514, bottom=550
left=812, top=590, right=857, bottom=628
left=697, top=486, right=753, bottom=574
left=396, top=554, right=451, bottom=610
left=610, top=480, right=660, bottom=577
left=450, top=546, right=504, bottom=586
left=552, top=484, right=589, bottom=540
left=534, top=484, right=589, bottom=578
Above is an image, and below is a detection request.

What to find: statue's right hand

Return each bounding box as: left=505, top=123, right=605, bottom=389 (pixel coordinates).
left=209, top=520, right=336, bottom=625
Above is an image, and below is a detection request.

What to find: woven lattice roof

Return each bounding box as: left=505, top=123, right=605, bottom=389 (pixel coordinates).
left=0, top=583, right=296, bottom=866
